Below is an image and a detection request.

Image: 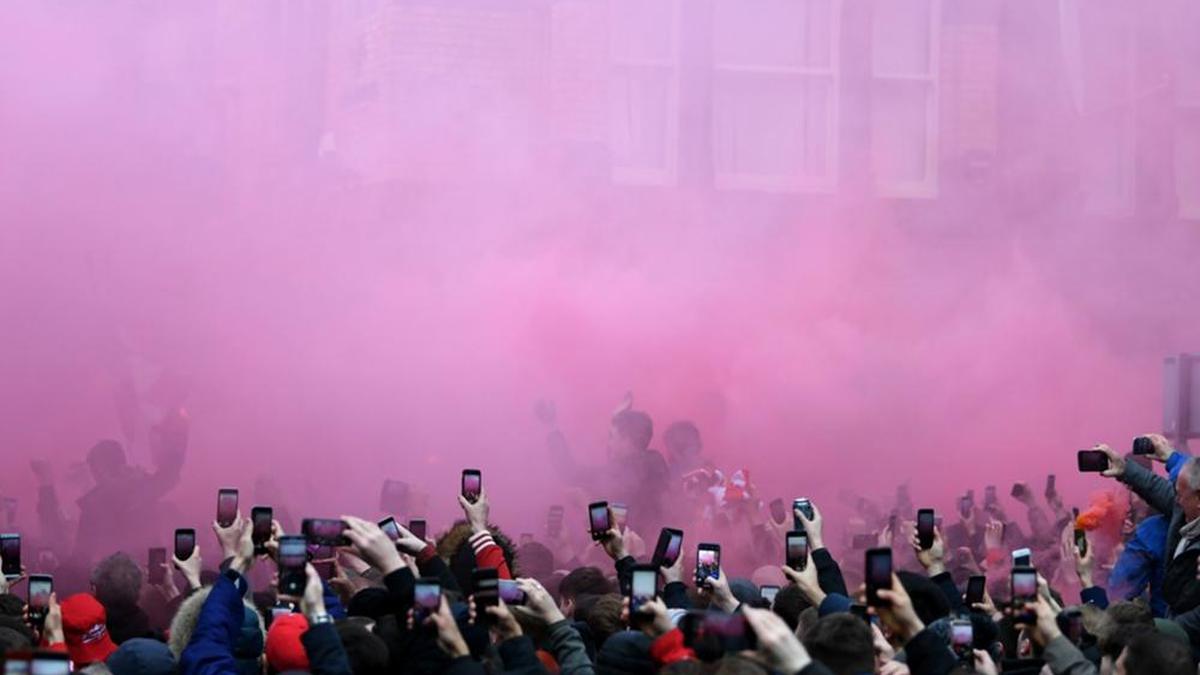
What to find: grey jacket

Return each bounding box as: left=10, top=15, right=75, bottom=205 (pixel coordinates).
left=1042, top=635, right=1097, bottom=675
left=546, top=619, right=595, bottom=675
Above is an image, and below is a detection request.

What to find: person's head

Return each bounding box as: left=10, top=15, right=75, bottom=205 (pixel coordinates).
left=335, top=621, right=389, bottom=675
left=0, top=593, right=26, bottom=618
left=711, top=655, right=768, bottom=675
left=802, top=615, right=875, bottom=675
left=577, top=593, right=626, bottom=649
left=595, top=630, right=655, bottom=675
left=265, top=614, right=310, bottom=673
left=727, top=578, right=759, bottom=608
left=0, top=625, right=31, bottom=654
left=515, top=541, right=555, bottom=583
left=558, top=566, right=613, bottom=617
left=168, top=588, right=262, bottom=662
left=1099, top=623, right=1154, bottom=674
left=663, top=421, right=702, bottom=468
left=1105, top=601, right=1154, bottom=629
left=90, top=553, right=142, bottom=608
left=86, top=439, right=128, bottom=484
left=61, top=593, right=118, bottom=666
left=1116, top=631, right=1192, bottom=675
left=438, top=521, right=517, bottom=592
left=608, top=410, right=653, bottom=459
left=896, top=571, right=951, bottom=625
left=1175, top=458, right=1200, bottom=522
left=770, top=584, right=810, bottom=631
left=106, top=638, right=177, bottom=675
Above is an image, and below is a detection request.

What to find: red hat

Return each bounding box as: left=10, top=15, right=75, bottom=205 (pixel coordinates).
left=61, top=593, right=117, bottom=666
left=265, top=614, right=309, bottom=672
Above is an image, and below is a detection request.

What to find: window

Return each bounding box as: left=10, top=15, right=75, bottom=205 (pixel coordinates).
left=711, top=0, right=841, bottom=192
left=871, top=0, right=941, bottom=198
left=1175, top=1, right=1200, bottom=220
left=609, top=0, right=681, bottom=185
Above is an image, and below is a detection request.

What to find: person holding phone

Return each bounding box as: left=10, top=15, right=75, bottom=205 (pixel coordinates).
left=792, top=500, right=849, bottom=599
left=456, top=485, right=513, bottom=580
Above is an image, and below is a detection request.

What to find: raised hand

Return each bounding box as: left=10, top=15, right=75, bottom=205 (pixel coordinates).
left=1097, top=444, right=1126, bottom=478
left=214, top=513, right=254, bottom=573
left=515, top=578, right=564, bottom=624
left=795, top=501, right=824, bottom=550
left=470, top=596, right=521, bottom=642
left=458, top=489, right=490, bottom=535
left=780, top=554, right=824, bottom=606
left=910, top=527, right=945, bottom=576
left=341, top=516, right=404, bottom=576
left=874, top=574, right=924, bottom=642
left=742, top=607, right=813, bottom=674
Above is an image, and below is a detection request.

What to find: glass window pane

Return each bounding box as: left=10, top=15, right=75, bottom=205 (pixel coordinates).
left=872, top=0, right=932, bottom=76
left=1177, top=117, right=1200, bottom=218
left=713, top=73, right=831, bottom=180
left=714, top=0, right=832, bottom=69
left=871, top=80, right=929, bottom=185
left=610, top=65, right=671, bottom=171
left=611, top=0, right=674, bottom=63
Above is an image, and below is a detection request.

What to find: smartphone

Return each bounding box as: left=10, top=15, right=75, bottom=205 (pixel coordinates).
left=461, top=469, right=482, bottom=504
left=216, top=488, right=239, bottom=528
left=1045, top=474, right=1057, bottom=493
left=379, top=479, right=411, bottom=514
left=309, top=544, right=334, bottom=561
left=379, top=516, right=401, bottom=542
left=1, top=533, right=20, bottom=579
left=27, top=575, right=52, bottom=626
left=950, top=619, right=974, bottom=662
left=1010, top=483, right=1025, bottom=499
left=849, top=604, right=869, bottom=623
left=1011, top=566, right=1038, bottom=623
left=792, top=498, right=813, bottom=531
left=696, top=543, right=721, bottom=585
left=174, top=528, right=196, bottom=561
left=760, top=585, right=780, bottom=606
left=984, top=486, right=997, bottom=505
left=277, top=535, right=308, bottom=596
left=785, top=531, right=809, bottom=571
left=588, top=501, right=611, bottom=541
left=414, top=578, right=441, bottom=625
left=1132, top=436, right=1154, bottom=455
left=769, top=498, right=787, bottom=525
left=652, top=528, right=684, bottom=568
left=148, top=548, right=167, bottom=585
left=313, top=560, right=336, bottom=581
left=29, top=652, right=70, bottom=675
left=1077, top=450, right=1109, bottom=472
left=696, top=612, right=757, bottom=652
left=916, top=509, right=935, bottom=550
left=498, top=579, right=527, bottom=606
left=472, top=567, right=499, bottom=620
left=1074, top=528, right=1088, bottom=557
left=630, top=564, right=658, bottom=614
left=302, top=518, right=350, bottom=547
left=251, top=506, right=273, bottom=554
left=958, top=496, right=972, bottom=518
left=865, top=548, right=892, bottom=607
left=409, top=519, right=427, bottom=541
left=547, top=505, right=564, bottom=539
left=1012, top=547, right=1032, bottom=568
left=965, top=575, right=986, bottom=606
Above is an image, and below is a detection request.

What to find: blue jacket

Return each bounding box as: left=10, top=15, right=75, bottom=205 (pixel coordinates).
left=1108, top=452, right=1188, bottom=617
left=181, top=570, right=250, bottom=675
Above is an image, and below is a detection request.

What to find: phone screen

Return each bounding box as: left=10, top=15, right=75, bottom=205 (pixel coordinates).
left=217, top=489, right=238, bottom=527
left=379, top=517, right=401, bottom=541
left=409, top=519, right=427, bottom=541
left=865, top=548, right=892, bottom=606
left=148, top=548, right=167, bottom=585
left=174, top=529, right=196, bottom=560
left=252, top=507, right=273, bottom=546
left=498, top=579, right=526, bottom=605
left=786, top=533, right=809, bottom=570
left=951, top=621, right=973, bottom=657
left=303, top=519, right=349, bottom=547
left=589, top=503, right=611, bottom=538
left=611, top=503, right=628, bottom=530
left=278, top=536, right=307, bottom=596
left=29, top=654, right=70, bottom=675
left=696, top=545, right=720, bottom=583
left=630, top=568, right=656, bottom=613
left=917, top=509, right=935, bottom=550
left=1012, top=569, right=1038, bottom=609
left=462, top=470, right=482, bottom=503
left=760, top=585, right=780, bottom=605
left=1, top=534, right=20, bottom=577
left=665, top=532, right=683, bottom=565
left=414, top=580, right=441, bottom=623
left=472, top=568, right=499, bottom=616
left=28, top=575, right=52, bottom=625
left=1074, top=529, right=1088, bottom=556
left=965, top=575, right=986, bottom=605
left=792, top=498, right=812, bottom=530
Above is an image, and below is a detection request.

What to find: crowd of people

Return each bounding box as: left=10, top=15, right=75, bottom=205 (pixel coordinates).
left=2, top=400, right=1200, bottom=675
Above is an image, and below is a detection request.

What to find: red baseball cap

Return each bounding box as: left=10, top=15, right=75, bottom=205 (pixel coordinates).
left=61, top=593, right=117, bottom=665
left=265, top=614, right=309, bottom=672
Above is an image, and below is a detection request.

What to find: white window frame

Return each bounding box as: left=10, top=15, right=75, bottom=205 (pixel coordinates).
left=711, top=0, right=842, bottom=193
left=870, top=0, right=941, bottom=199
left=609, top=0, right=681, bottom=185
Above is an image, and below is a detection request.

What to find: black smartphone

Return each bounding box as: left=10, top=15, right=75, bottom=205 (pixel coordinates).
left=547, top=505, right=564, bottom=539
left=696, top=543, right=721, bottom=585
left=1010, top=483, right=1026, bottom=499
left=379, top=516, right=401, bottom=542
left=1074, top=528, right=1088, bottom=557
left=965, top=575, right=986, bottom=606
left=414, top=578, right=441, bottom=625
left=409, top=519, right=427, bottom=541
left=251, top=506, right=273, bottom=555
left=785, top=531, right=809, bottom=571
left=309, top=544, right=334, bottom=561
left=472, top=567, right=499, bottom=620
left=302, top=518, right=351, bottom=547
left=461, top=469, right=482, bottom=504
left=1, top=533, right=20, bottom=579
left=630, top=564, right=658, bottom=614
left=1011, top=566, right=1038, bottom=623
left=27, top=574, right=52, bottom=626
left=1012, top=548, right=1032, bottom=568
left=951, top=619, right=973, bottom=663
left=30, top=651, right=70, bottom=675
left=849, top=604, right=869, bottom=623
left=277, top=535, right=307, bottom=596
left=1132, top=436, right=1154, bottom=455
left=651, top=527, right=684, bottom=568
left=1045, top=474, right=1057, bottom=493
left=865, top=548, right=892, bottom=607
left=174, top=528, right=196, bottom=561
left=917, top=509, right=935, bottom=550
left=499, top=579, right=526, bottom=606
left=792, top=498, right=813, bottom=531
left=769, top=498, right=787, bottom=525
left=148, top=548, right=167, bottom=585
left=588, top=501, right=611, bottom=541
left=1077, top=450, right=1108, bottom=472
left=958, top=495, right=972, bottom=518
left=759, top=585, right=780, bottom=606
left=216, top=488, right=239, bottom=528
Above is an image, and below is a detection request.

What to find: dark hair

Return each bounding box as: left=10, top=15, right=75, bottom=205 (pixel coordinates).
left=1105, top=601, right=1154, bottom=628
left=86, top=439, right=127, bottom=476
left=335, top=621, right=389, bottom=675
left=612, top=410, right=653, bottom=452
left=1121, top=631, right=1193, bottom=675
left=663, top=421, right=701, bottom=455
left=1100, top=623, right=1154, bottom=661
left=712, top=655, right=768, bottom=675
left=896, top=571, right=951, bottom=625
left=559, top=566, right=613, bottom=601
left=91, top=552, right=143, bottom=608
left=802, top=614, right=875, bottom=675
left=0, top=594, right=26, bottom=618
left=578, top=594, right=625, bottom=650
left=771, top=584, right=810, bottom=631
